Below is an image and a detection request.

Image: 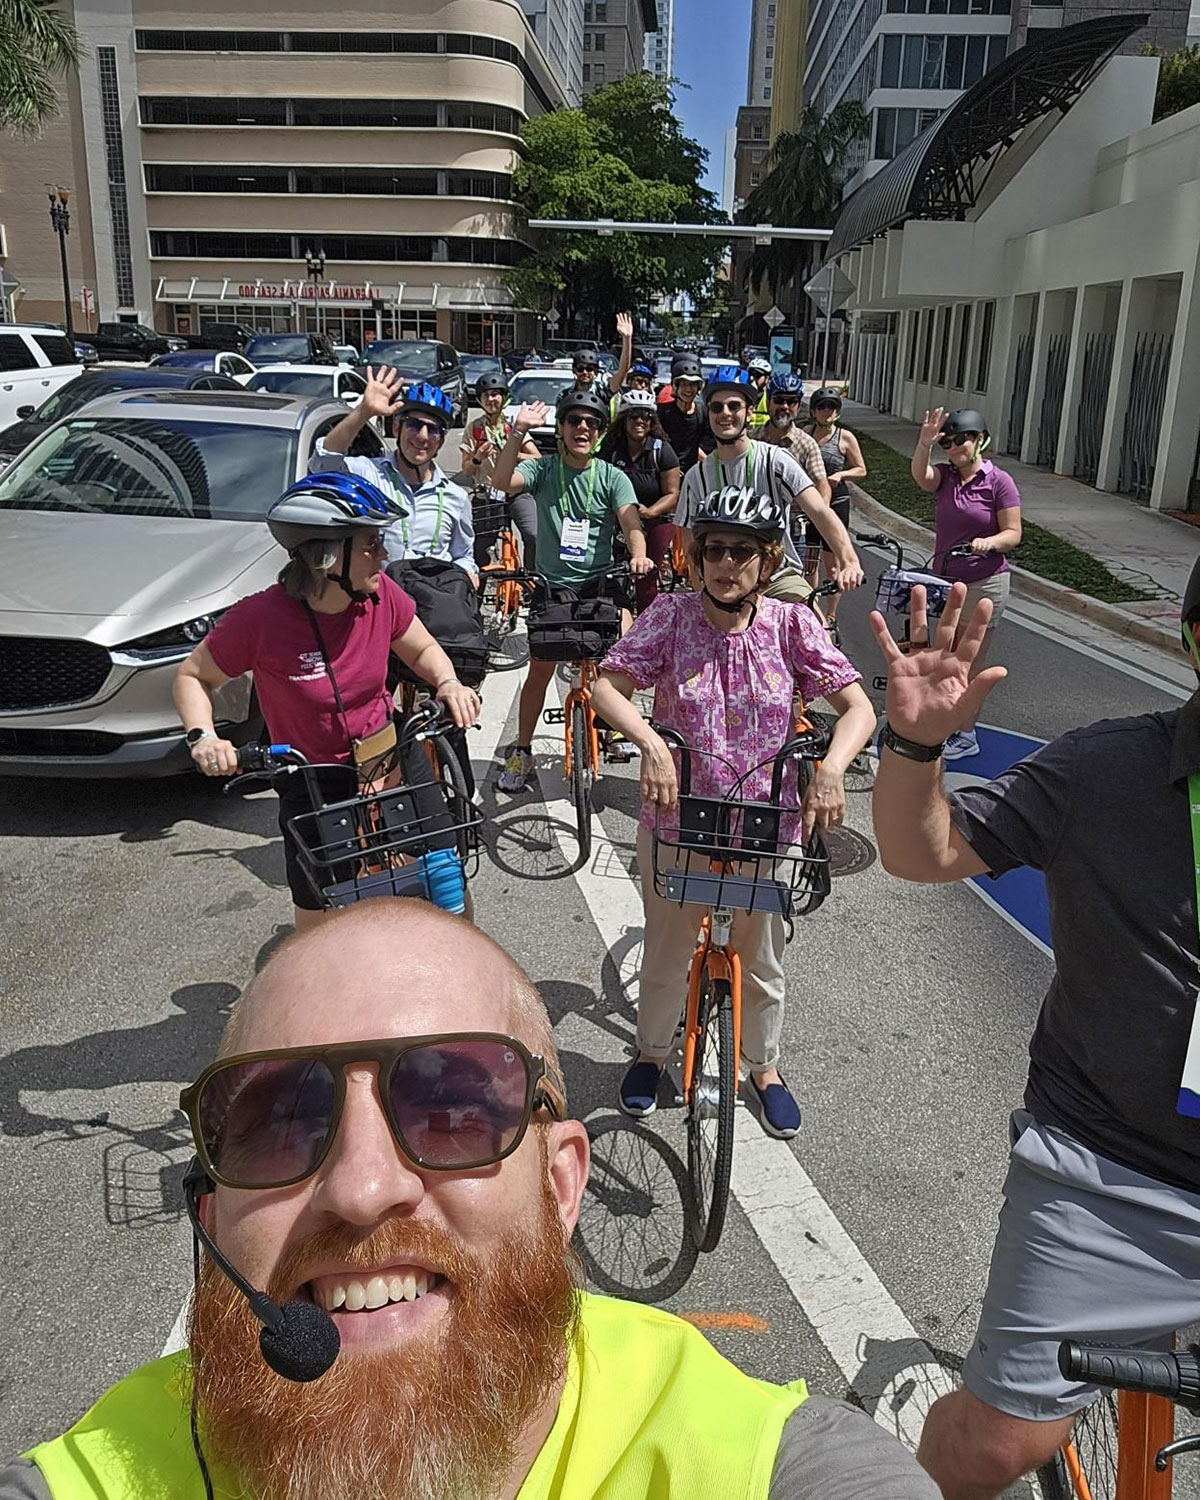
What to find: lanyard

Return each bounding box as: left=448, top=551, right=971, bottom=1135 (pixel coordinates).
left=715, top=440, right=755, bottom=490
left=1190, top=774, right=1200, bottom=938
left=399, top=480, right=445, bottom=552
left=485, top=418, right=508, bottom=449
left=558, top=456, right=597, bottom=521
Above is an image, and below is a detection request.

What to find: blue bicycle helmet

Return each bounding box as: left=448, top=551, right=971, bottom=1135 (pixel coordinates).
left=267, top=473, right=404, bottom=599
left=628, top=361, right=654, bottom=381
left=767, top=372, right=804, bottom=399
left=399, top=381, right=454, bottom=426
left=705, top=364, right=754, bottom=398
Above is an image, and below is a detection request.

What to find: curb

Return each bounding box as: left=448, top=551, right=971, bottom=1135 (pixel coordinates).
left=846, top=483, right=1179, bottom=655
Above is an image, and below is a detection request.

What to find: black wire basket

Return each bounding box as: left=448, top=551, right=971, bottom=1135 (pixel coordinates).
left=287, top=778, right=481, bottom=908
left=471, top=491, right=510, bottom=549
left=652, top=794, right=831, bottom=920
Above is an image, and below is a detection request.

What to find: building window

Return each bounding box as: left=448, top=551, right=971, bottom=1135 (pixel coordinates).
left=149, top=230, right=526, bottom=265
left=920, top=309, right=934, bottom=382
left=139, top=96, right=520, bottom=133
left=592, top=63, right=605, bottom=82
left=97, top=47, right=135, bottom=308
left=935, top=306, right=952, bottom=384
left=764, top=66, right=772, bottom=78
left=953, top=302, right=972, bottom=389
left=582, top=63, right=591, bottom=81
left=976, top=300, right=995, bottom=391
left=752, top=122, right=765, bottom=139
left=764, top=86, right=772, bottom=98
left=143, top=163, right=512, bottom=198
left=766, top=45, right=774, bottom=57
left=584, top=31, right=591, bottom=49
left=594, top=31, right=606, bottom=50
left=751, top=171, right=762, bottom=186
left=905, top=311, right=919, bottom=380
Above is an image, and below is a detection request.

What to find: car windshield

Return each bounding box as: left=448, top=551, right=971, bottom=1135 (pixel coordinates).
left=508, top=374, right=573, bottom=409
left=246, top=336, right=310, bottom=361
left=247, top=371, right=332, bottom=396
left=463, top=356, right=500, bottom=377
left=654, top=358, right=674, bottom=379
left=153, top=352, right=208, bottom=367
left=0, top=417, right=297, bottom=521
left=34, top=380, right=123, bottom=423
left=361, top=342, right=439, bottom=377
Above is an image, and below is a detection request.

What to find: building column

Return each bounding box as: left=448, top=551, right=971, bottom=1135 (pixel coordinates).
left=1151, top=262, right=1200, bottom=510
left=1054, top=284, right=1108, bottom=475
left=1018, top=293, right=1050, bottom=466
left=1096, top=277, right=1156, bottom=493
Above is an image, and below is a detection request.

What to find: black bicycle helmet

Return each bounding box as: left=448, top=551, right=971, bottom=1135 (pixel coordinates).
left=571, top=348, right=600, bottom=370
left=940, top=409, right=989, bottom=440
left=556, top=385, right=610, bottom=430
left=671, top=354, right=702, bottom=381
left=810, top=386, right=844, bottom=414
left=475, top=370, right=509, bottom=398
left=691, top=485, right=787, bottom=543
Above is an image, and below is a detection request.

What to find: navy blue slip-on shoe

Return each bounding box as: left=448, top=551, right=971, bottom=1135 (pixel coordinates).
left=748, top=1074, right=802, bottom=1139
left=618, top=1060, right=663, bottom=1117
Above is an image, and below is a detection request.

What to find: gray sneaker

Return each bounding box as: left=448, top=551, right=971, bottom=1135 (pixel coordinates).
left=497, top=746, right=534, bottom=792
left=943, top=729, right=979, bottom=761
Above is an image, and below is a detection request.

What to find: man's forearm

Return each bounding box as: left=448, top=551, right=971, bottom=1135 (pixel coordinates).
left=873, top=750, right=962, bottom=881
left=321, top=403, right=372, bottom=455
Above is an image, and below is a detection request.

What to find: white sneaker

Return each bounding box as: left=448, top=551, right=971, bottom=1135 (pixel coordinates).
left=497, top=746, right=534, bottom=792
left=943, top=729, right=979, bottom=761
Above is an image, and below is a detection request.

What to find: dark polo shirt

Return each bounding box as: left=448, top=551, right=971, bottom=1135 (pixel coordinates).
left=949, top=694, right=1200, bottom=1192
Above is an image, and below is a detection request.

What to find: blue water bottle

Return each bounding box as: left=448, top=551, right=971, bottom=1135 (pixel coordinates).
left=417, top=847, right=467, bottom=914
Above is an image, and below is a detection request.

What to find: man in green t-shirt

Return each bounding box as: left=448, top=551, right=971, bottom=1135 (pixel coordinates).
left=491, top=387, right=654, bottom=794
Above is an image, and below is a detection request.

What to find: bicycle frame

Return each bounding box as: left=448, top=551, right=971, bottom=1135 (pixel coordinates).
left=562, top=658, right=602, bottom=782
left=680, top=895, right=744, bottom=1102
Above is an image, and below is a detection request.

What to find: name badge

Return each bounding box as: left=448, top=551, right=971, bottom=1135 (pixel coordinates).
left=1180, top=992, right=1200, bottom=1118
left=560, top=516, right=590, bottom=561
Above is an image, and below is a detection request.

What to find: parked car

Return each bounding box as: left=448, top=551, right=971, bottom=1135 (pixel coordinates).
left=0, top=368, right=247, bottom=471
left=183, top=321, right=258, bottom=353
left=0, top=389, right=388, bottom=777
left=358, top=339, right=466, bottom=425
left=243, top=331, right=336, bottom=367
left=461, top=354, right=502, bottom=403
left=652, top=356, right=674, bottom=393
left=74, top=341, right=98, bottom=368
left=76, top=322, right=188, bottom=362
left=502, top=369, right=578, bottom=451
left=332, top=343, right=359, bottom=364
left=500, top=346, right=553, bottom=374
left=245, top=363, right=375, bottom=428
left=149, top=350, right=256, bottom=384
left=0, top=324, right=85, bottom=430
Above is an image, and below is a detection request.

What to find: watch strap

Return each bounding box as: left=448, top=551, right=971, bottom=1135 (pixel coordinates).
left=882, top=723, right=945, bottom=762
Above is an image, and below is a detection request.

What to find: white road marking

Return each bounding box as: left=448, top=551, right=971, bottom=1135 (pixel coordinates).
left=1004, top=600, right=1190, bottom=700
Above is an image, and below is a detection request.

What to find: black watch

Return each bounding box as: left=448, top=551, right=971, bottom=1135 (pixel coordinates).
left=185, top=727, right=216, bottom=747
left=882, top=723, right=945, bottom=762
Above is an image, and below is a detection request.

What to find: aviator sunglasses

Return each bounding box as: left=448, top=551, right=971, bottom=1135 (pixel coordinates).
left=180, top=1033, right=567, bottom=1189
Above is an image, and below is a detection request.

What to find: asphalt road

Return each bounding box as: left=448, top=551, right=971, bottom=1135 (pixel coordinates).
left=0, top=534, right=1193, bottom=1496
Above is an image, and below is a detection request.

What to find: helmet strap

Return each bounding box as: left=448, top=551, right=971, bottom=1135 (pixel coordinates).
left=703, top=586, right=758, bottom=627
left=327, top=537, right=369, bottom=603
left=1184, top=621, right=1200, bottom=684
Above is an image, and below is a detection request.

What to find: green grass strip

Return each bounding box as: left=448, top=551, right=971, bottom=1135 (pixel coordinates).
left=854, top=434, right=1153, bottom=605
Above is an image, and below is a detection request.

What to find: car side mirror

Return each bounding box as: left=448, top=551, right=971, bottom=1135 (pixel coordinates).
left=16, top=405, right=34, bottom=419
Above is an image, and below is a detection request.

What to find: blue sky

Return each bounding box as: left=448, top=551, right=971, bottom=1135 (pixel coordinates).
left=671, top=1, right=752, bottom=201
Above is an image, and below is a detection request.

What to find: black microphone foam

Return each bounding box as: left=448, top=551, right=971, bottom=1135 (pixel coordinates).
left=259, top=1299, right=341, bottom=1383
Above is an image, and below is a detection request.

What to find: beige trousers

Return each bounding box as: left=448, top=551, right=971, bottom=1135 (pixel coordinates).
left=635, top=825, right=787, bottom=1070
left=761, top=565, right=815, bottom=604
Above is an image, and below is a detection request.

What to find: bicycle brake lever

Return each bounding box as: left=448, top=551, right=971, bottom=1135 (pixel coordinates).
left=1156, top=1433, right=1200, bottom=1469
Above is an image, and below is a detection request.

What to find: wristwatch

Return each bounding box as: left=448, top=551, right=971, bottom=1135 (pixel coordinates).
left=185, top=727, right=216, bottom=747
left=881, top=723, right=945, bottom=762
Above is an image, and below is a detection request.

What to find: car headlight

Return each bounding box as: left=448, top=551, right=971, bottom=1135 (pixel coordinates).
left=111, top=612, right=225, bottom=664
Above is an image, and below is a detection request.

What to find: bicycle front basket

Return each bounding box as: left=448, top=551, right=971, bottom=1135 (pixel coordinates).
left=874, top=567, right=952, bottom=618
left=527, top=597, right=622, bottom=661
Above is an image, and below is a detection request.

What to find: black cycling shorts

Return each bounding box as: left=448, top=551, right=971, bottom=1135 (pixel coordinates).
left=803, top=494, right=851, bottom=552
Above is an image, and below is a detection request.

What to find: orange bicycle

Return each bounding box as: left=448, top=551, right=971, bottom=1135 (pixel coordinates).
left=658, top=527, right=690, bottom=594
left=651, top=726, right=831, bottom=1252
left=473, top=487, right=530, bottom=671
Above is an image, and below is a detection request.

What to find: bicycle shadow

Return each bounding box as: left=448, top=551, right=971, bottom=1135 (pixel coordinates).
left=0, top=772, right=277, bottom=846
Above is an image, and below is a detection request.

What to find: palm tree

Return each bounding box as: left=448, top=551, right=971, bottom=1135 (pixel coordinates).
left=0, top=0, right=83, bottom=136
left=740, top=100, right=868, bottom=356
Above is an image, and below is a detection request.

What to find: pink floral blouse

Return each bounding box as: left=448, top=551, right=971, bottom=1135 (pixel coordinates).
left=600, top=591, right=861, bottom=834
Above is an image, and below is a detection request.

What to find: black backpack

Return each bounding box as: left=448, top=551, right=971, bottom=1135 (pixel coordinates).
left=385, top=557, right=489, bottom=687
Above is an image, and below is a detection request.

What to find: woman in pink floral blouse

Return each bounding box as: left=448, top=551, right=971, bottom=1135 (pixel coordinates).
left=592, top=484, right=875, bottom=1137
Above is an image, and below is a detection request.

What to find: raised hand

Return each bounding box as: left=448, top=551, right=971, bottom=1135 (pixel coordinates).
left=363, top=365, right=405, bottom=422
left=616, top=311, right=634, bottom=342
left=514, top=400, right=549, bottom=434
left=918, top=407, right=947, bottom=448
left=870, top=583, right=1007, bottom=747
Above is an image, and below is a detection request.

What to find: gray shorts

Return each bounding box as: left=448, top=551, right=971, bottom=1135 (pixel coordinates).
left=961, top=571, right=1010, bottom=628
left=762, top=565, right=815, bottom=604
left=961, top=1110, right=1200, bottom=1421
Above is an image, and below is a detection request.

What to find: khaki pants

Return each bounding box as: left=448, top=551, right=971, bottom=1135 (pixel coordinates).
left=635, top=825, right=787, bottom=1070
left=762, top=565, right=814, bottom=604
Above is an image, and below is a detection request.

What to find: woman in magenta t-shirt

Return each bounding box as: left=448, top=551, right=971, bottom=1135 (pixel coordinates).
left=173, top=474, right=480, bottom=929
left=910, top=406, right=1022, bottom=760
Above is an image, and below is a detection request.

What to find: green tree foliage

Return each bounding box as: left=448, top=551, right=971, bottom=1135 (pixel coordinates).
left=507, top=75, right=726, bottom=333
left=740, top=100, right=868, bottom=339
left=1145, top=42, right=1200, bottom=122
left=0, top=0, right=82, bottom=136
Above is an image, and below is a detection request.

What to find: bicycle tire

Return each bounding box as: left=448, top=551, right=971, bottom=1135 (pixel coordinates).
left=432, top=736, right=474, bottom=863
left=658, top=556, right=678, bottom=594
left=1034, top=1394, right=1120, bottom=1500
left=686, top=973, right=736, bottom=1253
left=570, top=699, right=593, bottom=862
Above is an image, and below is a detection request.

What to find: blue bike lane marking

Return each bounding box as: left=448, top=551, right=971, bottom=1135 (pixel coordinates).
left=941, top=722, right=1053, bottom=957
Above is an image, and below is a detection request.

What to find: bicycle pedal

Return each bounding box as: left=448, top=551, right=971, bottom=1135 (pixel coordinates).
left=543, top=707, right=565, bottom=725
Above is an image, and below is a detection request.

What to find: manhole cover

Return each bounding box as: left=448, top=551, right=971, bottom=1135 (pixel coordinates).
left=826, top=826, right=876, bottom=878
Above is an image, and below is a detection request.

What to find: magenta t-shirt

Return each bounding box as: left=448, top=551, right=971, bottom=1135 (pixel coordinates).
left=206, top=573, right=416, bottom=764
left=933, top=459, right=1020, bottom=582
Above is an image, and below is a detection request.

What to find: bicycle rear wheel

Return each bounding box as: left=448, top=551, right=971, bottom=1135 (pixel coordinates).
left=686, top=972, right=735, bottom=1253
left=570, top=699, right=593, bottom=862
left=482, top=572, right=529, bottom=671
left=1035, top=1394, right=1120, bottom=1500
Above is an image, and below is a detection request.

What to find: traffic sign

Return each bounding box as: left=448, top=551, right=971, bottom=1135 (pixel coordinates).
left=804, top=261, right=855, bottom=317
left=763, top=305, right=786, bottom=330
left=80, top=285, right=94, bottom=319
left=544, top=309, right=560, bottom=329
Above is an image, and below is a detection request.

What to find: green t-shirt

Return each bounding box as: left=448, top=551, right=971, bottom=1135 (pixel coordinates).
left=517, top=455, right=637, bottom=588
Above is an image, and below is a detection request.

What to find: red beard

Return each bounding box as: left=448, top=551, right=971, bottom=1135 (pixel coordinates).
left=189, top=1170, right=580, bottom=1500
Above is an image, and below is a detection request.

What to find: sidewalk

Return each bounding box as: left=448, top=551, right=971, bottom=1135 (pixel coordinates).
left=842, top=401, right=1200, bottom=629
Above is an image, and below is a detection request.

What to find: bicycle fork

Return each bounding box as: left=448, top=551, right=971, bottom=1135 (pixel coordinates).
left=562, top=664, right=600, bottom=781
left=680, top=906, right=744, bottom=1101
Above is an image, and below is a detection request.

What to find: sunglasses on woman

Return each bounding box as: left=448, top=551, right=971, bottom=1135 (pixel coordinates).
left=180, top=1033, right=567, bottom=1189
left=562, top=413, right=601, bottom=431
left=701, top=541, right=761, bottom=566
left=939, top=431, right=979, bottom=449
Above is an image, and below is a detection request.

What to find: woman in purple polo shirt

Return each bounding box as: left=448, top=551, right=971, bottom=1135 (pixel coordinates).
left=910, top=406, right=1021, bottom=759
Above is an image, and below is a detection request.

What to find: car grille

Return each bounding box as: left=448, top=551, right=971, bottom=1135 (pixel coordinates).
left=0, top=638, right=112, bottom=711
left=0, top=726, right=124, bottom=757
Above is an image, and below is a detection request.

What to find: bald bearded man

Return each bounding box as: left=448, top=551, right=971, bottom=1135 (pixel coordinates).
left=5, top=903, right=936, bottom=1500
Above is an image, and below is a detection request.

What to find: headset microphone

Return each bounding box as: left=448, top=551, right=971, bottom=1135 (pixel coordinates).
left=183, top=1159, right=340, bottom=1383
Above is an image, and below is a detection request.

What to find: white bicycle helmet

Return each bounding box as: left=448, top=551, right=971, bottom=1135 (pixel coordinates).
left=747, top=356, right=773, bottom=377
left=617, top=388, right=657, bottom=420
left=692, top=484, right=786, bottom=543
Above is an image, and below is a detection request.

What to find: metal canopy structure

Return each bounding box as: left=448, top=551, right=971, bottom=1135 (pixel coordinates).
left=826, top=14, right=1147, bottom=260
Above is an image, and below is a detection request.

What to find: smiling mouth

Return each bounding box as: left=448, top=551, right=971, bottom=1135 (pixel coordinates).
left=303, top=1267, right=448, bottom=1314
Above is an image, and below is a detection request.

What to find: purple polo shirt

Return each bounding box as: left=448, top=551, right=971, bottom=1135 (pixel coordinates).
left=932, top=459, right=1021, bottom=581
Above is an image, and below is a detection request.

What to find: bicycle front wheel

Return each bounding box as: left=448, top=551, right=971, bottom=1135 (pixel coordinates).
left=431, top=736, right=474, bottom=863
left=570, top=699, right=593, bottom=861
left=686, top=972, right=736, bottom=1253
left=1035, top=1393, right=1120, bottom=1500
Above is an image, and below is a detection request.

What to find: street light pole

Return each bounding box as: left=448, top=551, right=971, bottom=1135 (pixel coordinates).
left=46, top=186, right=74, bottom=339
left=304, top=245, right=326, bottom=340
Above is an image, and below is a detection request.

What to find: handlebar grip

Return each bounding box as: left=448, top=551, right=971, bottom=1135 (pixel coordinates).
left=1058, top=1343, right=1200, bottom=1404
left=235, top=744, right=271, bottom=771
left=813, top=580, right=841, bottom=598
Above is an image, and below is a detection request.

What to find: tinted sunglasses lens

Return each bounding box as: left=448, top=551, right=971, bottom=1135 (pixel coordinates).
left=564, top=414, right=599, bottom=430
left=389, top=1039, right=531, bottom=1168
left=199, top=1056, right=336, bottom=1186
left=703, top=543, right=758, bottom=564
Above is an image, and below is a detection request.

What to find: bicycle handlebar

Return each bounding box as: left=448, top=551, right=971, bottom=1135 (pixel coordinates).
left=1058, top=1343, right=1200, bottom=1410
left=653, top=724, right=825, bottom=804
left=486, top=563, right=632, bottom=590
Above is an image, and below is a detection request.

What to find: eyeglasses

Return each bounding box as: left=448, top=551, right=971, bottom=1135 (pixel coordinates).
left=360, top=533, right=388, bottom=555
left=812, top=403, right=838, bottom=414
left=770, top=395, right=800, bottom=406
left=626, top=412, right=652, bottom=423
left=939, top=431, right=979, bottom=449
left=181, top=1033, right=567, bottom=1189
left=707, top=399, right=747, bottom=415
left=402, top=416, right=446, bottom=438
left=701, top=541, right=761, bottom=566
left=573, top=366, right=598, bottom=376
left=562, top=413, right=601, bottom=431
